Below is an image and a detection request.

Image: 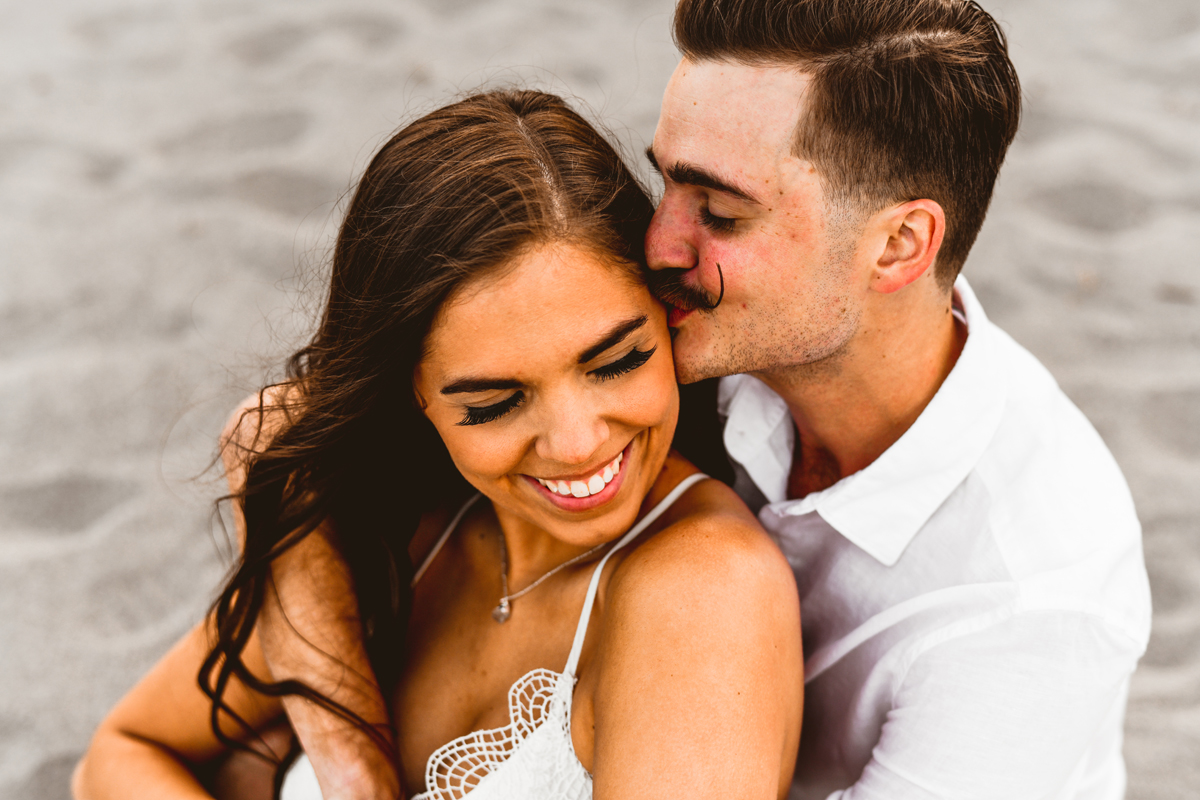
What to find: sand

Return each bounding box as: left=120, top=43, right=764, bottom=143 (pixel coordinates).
left=0, top=0, right=1197, bottom=797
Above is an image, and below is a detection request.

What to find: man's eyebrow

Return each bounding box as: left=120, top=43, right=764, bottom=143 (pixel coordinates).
left=644, top=147, right=760, bottom=205
left=645, top=146, right=662, bottom=174
left=578, top=315, right=648, bottom=364
left=441, top=377, right=523, bottom=396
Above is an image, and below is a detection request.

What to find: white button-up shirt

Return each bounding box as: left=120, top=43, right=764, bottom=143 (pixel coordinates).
left=719, top=277, right=1151, bottom=800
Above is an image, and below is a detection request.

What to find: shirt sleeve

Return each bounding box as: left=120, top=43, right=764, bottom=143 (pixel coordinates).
left=826, top=610, right=1144, bottom=800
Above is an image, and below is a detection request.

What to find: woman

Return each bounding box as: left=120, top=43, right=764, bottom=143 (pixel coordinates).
left=75, top=89, right=802, bottom=800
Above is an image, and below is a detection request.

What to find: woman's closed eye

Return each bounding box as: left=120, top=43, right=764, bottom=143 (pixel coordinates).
left=459, top=392, right=524, bottom=426
left=456, top=346, right=656, bottom=426
left=591, top=345, right=656, bottom=382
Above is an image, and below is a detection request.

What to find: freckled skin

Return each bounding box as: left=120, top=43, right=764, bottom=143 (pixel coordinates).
left=414, top=243, right=679, bottom=554
left=647, top=58, right=963, bottom=493
left=399, top=243, right=684, bottom=788
left=646, top=60, right=865, bottom=385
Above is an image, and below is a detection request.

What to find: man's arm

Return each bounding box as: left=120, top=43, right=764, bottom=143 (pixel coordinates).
left=259, top=529, right=401, bottom=800
left=830, top=611, right=1142, bottom=800
left=221, top=395, right=402, bottom=800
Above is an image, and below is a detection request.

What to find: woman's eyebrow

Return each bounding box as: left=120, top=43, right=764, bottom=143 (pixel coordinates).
left=441, top=377, right=522, bottom=396
left=578, top=315, right=648, bottom=364
left=440, top=316, right=648, bottom=394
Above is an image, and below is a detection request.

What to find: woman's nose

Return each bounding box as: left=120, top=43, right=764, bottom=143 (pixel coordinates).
left=534, top=394, right=610, bottom=467
left=645, top=191, right=698, bottom=272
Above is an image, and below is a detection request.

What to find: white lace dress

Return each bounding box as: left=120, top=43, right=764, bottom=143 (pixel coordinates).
left=281, top=473, right=708, bottom=800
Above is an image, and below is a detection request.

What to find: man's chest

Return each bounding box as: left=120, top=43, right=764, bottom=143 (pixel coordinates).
left=760, top=473, right=1006, bottom=654
left=757, top=483, right=1013, bottom=796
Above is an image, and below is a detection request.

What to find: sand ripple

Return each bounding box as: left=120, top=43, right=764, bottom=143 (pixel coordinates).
left=1, top=1, right=1196, bottom=798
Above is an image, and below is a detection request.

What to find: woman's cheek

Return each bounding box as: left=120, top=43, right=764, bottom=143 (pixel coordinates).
left=448, top=428, right=523, bottom=484
left=425, top=413, right=502, bottom=486
left=654, top=345, right=682, bottom=414
left=622, top=359, right=679, bottom=431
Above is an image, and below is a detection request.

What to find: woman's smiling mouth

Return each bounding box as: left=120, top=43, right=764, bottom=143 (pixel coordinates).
left=537, top=450, right=622, bottom=497
left=523, top=442, right=632, bottom=511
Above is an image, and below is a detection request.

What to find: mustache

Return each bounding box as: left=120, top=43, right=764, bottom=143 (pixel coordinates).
left=646, top=263, right=725, bottom=312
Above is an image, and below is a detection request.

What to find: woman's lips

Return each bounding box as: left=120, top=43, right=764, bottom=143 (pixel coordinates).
left=523, top=442, right=632, bottom=513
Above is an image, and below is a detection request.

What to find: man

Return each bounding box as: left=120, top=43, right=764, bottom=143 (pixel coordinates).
left=226, top=1, right=1152, bottom=798
left=644, top=1, right=1150, bottom=797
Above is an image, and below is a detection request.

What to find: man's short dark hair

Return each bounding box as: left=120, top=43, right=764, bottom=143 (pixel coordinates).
left=674, top=0, right=1021, bottom=285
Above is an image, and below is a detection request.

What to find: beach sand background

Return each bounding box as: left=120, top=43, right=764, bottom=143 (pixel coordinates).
left=1, top=0, right=1197, bottom=797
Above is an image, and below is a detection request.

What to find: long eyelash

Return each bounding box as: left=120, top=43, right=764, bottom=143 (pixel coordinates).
left=592, top=346, right=656, bottom=382
left=459, top=392, right=524, bottom=426
left=699, top=207, right=735, bottom=232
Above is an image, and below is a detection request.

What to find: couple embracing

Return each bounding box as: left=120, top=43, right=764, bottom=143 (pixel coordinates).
left=77, top=1, right=1151, bottom=799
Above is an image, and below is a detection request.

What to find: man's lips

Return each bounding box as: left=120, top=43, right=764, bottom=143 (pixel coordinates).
left=667, top=306, right=695, bottom=328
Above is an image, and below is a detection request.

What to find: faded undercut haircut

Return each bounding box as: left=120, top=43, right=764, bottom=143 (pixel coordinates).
left=674, top=0, right=1021, bottom=286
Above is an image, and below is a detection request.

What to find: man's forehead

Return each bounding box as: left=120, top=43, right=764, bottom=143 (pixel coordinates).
left=655, top=59, right=811, bottom=179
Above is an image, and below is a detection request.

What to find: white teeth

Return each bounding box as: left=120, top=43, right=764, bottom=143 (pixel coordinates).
left=538, top=448, right=627, bottom=498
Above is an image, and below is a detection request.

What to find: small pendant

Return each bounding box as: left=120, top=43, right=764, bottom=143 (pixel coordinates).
left=492, top=598, right=511, bottom=623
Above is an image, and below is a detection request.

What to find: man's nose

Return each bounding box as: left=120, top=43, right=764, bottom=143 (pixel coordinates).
left=534, top=392, right=610, bottom=467
left=645, top=192, right=697, bottom=272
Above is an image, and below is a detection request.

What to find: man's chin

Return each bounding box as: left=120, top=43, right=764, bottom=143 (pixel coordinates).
left=675, top=367, right=711, bottom=385
left=671, top=333, right=725, bottom=384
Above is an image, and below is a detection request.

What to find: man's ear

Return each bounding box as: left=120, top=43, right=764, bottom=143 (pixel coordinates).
left=870, top=199, right=945, bottom=294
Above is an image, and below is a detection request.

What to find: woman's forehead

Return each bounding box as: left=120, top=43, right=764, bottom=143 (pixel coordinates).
left=422, top=243, right=652, bottom=374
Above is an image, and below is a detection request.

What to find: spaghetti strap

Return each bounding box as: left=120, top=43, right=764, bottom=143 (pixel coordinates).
left=285, top=473, right=712, bottom=800
left=412, top=493, right=483, bottom=587
left=563, top=472, right=709, bottom=677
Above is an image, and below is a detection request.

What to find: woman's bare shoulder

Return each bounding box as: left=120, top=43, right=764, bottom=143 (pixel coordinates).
left=593, top=474, right=803, bottom=781
left=607, top=474, right=798, bottom=638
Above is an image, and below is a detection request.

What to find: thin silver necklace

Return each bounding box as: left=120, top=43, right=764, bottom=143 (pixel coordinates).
left=492, top=532, right=610, bottom=623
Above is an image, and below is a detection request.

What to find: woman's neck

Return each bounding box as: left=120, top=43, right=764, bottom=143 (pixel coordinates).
left=488, top=502, right=606, bottom=589
left=478, top=450, right=691, bottom=589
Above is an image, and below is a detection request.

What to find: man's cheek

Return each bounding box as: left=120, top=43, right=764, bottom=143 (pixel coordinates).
left=699, top=236, right=780, bottom=295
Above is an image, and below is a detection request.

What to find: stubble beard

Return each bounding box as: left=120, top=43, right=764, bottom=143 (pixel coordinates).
left=670, top=249, right=862, bottom=385
left=672, top=297, right=860, bottom=385
left=655, top=203, right=866, bottom=385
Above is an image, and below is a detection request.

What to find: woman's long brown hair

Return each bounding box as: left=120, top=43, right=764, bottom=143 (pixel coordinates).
left=198, top=89, right=730, bottom=772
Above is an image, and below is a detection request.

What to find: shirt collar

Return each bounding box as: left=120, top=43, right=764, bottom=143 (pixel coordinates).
left=719, top=276, right=1007, bottom=566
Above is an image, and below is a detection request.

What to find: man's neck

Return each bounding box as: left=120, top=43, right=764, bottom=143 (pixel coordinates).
left=753, top=296, right=967, bottom=500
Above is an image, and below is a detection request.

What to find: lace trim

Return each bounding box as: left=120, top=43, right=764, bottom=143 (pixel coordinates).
left=409, top=474, right=709, bottom=800
left=413, top=667, right=586, bottom=800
